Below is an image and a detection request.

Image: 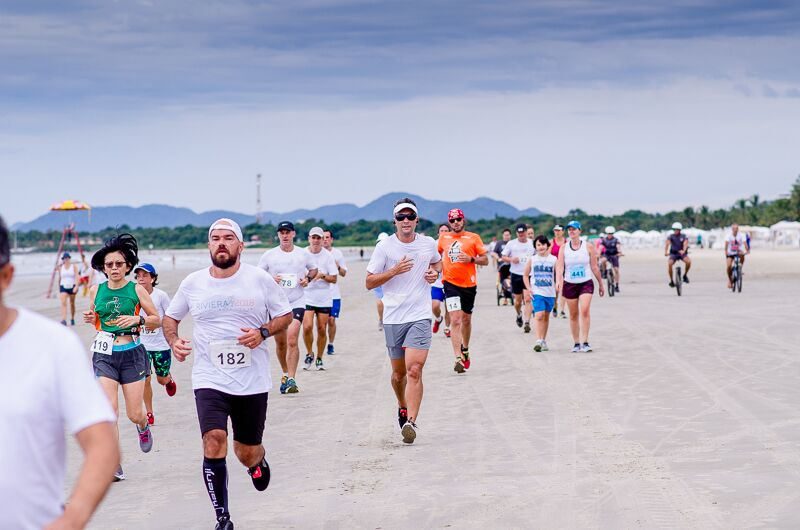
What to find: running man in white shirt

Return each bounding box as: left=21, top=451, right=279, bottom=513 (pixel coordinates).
left=501, top=223, right=535, bottom=332
left=162, top=218, right=292, bottom=530
left=323, top=229, right=347, bottom=355
left=302, top=227, right=338, bottom=371
left=725, top=223, right=750, bottom=289
left=366, top=198, right=441, bottom=444
left=134, top=263, right=177, bottom=426
left=257, top=221, right=318, bottom=394
left=523, top=235, right=558, bottom=352
left=0, top=215, right=119, bottom=530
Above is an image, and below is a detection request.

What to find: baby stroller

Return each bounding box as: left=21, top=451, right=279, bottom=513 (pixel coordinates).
left=496, top=263, right=512, bottom=305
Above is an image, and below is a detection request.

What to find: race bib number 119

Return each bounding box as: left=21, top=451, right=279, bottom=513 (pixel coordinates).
left=91, top=331, right=114, bottom=355
left=210, top=340, right=252, bottom=369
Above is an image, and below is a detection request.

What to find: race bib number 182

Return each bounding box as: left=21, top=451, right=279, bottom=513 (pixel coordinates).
left=210, top=340, right=252, bottom=369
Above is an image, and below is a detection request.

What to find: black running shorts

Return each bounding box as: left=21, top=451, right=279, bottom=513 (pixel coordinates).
left=194, top=388, right=269, bottom=446
left=510, top=273, right=526, bottom=295
left=442, top=281, right=477, bottom=314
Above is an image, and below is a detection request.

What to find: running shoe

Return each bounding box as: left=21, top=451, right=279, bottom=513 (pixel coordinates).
left=601, top=269, right=607, bottom=279
left=683, top=275, right=690, bottom=284
left=534, top=340, right=542, bottom=352
left=460, top=345, right=471, bottom=370
left=453, top=359, right=465, bottom=373
left=571, top=343, right=581, bottom=353
left=378, top=322, right=383, bottom=332
left=398, top=407, right=408, bottom=429
left=401, top=420, right=418, bottom=444
left=316, top=358, right=325, bottom=371
left=147, top=412, right=155, bottom=425
left=541, top=340, right=549, bottom=352
left=113, top=465, right=125, bottom=482
left=669, top=281, right=675, bottom=288
left=432, top=316, right=443, bottom=334
left=70, top=319, right=75, bottom=326
left=327, top=344, right=335, bottom=355
left=615, top=284, right=620, bottom=293
left=247, top=457, right=271, bottom=491
left=581, top=342, right=593, bottom=353
left=137, top=424, right=153, bottom=453
left=165, top=379, right=177, bottom=397
left=444, top=328, right=451, bottom=338
left=560, top=311, right=567, bottom=319
left=60, top=320, right=67, bottom=326
left=303, top=354, right=313, bottom=370
left=215, top=515, right=234, bottom=530
left=286, top=378, right=299, bottom=394
left=551, top=308, right=558, bottom=318
left=279, top=375, right=288, bottom=394
left=516, top=314, right=523, bottom=328
left=523, top=322, right=531, bottom=333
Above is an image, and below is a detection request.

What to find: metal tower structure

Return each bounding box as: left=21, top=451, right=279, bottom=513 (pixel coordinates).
left=256, top=173, right=262, bottom=224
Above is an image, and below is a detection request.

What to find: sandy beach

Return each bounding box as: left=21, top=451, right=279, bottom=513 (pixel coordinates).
left=7, top=247, right=800, bottom=529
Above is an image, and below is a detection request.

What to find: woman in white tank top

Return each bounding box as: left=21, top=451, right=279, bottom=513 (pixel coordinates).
left=556, top=221, right=604, bottom=353
left=57, top=252, right=80, bottom=326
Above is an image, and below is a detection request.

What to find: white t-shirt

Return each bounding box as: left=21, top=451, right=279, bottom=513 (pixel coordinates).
left=1, top=309, right=115, bottom=530
left=726, top=233, right=747, bottom=256
left=257, top=246, right=317, bottom=309
left=304, top=248, right=338, bottom=308
left=326, top=247, right=347, bottom=300
left=502, top=238, right=535, bottom=275
left=529, top=254, right=557, bottom=298
left=166, top=263, right=291, bottom=395
left=367, top=233, right=441, bottom=324
left=140, top=287, right=171, bottom=351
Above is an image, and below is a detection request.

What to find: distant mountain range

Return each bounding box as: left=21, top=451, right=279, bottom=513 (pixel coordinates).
left=12, top=193, right=543, bottom=232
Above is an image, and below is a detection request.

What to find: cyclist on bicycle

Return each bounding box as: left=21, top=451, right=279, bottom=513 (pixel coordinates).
left=725, top=223, right=749, bottom=289
left=665, top=222, right=691, bottom=288
left=599, top=226, right=622, bottom=293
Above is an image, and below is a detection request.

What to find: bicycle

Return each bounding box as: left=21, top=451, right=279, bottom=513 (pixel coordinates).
left=730, top=255, right=743, bottom=293
left=605, top=260, right=615, bottom=297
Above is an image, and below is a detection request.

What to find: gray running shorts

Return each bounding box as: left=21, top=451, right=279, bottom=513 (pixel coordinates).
left=93, top=343, right=148, bottom=385
left=383, top=319, right=432, bottom=359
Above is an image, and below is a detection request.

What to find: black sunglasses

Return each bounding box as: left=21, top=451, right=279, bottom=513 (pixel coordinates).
left=395, top=212, right=418, bottom=221
left=449, top=217, right=464, bottom=223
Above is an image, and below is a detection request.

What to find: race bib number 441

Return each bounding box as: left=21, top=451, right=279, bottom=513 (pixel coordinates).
left=569, top=265, right=587, bottom=281
left=210, top=340, right=252, bottom=369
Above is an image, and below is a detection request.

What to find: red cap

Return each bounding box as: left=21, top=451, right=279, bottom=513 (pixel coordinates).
left=448, top=208, right=465, bottom=220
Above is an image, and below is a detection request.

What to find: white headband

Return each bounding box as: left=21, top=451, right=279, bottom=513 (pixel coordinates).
left=393, top=202, right=418, bottom=215
left=208, top=218, right=243, bottom=242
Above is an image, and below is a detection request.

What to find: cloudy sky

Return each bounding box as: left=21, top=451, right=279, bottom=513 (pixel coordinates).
left=2, top=0, right=799, bottom=224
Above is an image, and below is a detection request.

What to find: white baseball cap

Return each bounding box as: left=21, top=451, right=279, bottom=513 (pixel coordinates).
left=208, top=218, right=243, bottom=242
left=308, top=226, right=325, bottom=238
left=376, top=232, right=389, bottom=242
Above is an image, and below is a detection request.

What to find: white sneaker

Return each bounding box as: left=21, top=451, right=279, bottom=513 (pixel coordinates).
left=533, top=340, right=542, bottom=352
left=571, top=343, right=581, bottom=353
left=581, top=342, right=593, bottom=353
left=541, top=340, right=549, bottom=352
left=401, top=420, right=417, bottom=444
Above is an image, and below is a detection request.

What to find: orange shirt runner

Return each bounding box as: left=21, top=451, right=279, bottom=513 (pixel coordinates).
left=437, top=231, right=487, bottom=288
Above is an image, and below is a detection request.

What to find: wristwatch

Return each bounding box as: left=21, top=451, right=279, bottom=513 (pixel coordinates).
left=139, top=315, right=145, bottom=326
left=259, top=327, right=270, bottom=340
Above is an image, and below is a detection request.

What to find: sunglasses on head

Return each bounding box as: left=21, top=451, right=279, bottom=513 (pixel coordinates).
left=395, top=212, right=418, bottom=221
left=449, top=217, right=464, bottom=223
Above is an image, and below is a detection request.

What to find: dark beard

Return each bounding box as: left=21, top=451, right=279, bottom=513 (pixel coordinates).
left=210, top=250, right=238, bottom=269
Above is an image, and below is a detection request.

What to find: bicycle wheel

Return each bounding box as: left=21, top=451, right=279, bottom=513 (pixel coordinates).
left=675, top=266, right=682, bottom=296
left=607, top=271, right=615, bottom=297
left=737, top=266, right=743, bottom=293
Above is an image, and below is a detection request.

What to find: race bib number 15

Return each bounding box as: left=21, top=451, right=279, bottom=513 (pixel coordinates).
left=210, top=340, right=252, bottom=369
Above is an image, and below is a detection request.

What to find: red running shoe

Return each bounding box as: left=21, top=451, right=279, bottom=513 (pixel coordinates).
left=461, top=346, right=471, bottom=370
left=165, top=379, right=177, bottom=397
left=444, top=328, right=451, bottom=338
left=147, top=412, right=155, bottom=425
left=432, top=316, right=443, bottom=333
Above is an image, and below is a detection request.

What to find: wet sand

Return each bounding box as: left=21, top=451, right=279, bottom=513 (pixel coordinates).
left=7, top=248, right=800, bottom=529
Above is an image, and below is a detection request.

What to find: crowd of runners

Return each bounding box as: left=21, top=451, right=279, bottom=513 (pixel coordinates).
left=0, top=203, right=754, bottom=529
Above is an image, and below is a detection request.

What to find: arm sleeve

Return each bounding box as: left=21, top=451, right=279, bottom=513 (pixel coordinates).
left=165, top=281, right=190, bottom=321
left=366, top=243, right=387, bottom=274
left=58, top=332, right=116, bottom=434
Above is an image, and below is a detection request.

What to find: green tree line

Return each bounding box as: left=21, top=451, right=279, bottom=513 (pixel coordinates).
left=13, top=177, right=800, bottom=251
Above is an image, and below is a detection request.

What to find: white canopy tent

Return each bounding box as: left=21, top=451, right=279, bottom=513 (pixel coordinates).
left=770, top=221, right=800, bottom=248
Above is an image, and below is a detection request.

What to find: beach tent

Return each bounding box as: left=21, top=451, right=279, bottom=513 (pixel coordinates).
left=770, top=221, right=800, bottom=247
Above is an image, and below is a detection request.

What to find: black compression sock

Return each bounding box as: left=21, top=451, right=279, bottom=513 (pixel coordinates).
left=203, top=457, right=229, bottom=519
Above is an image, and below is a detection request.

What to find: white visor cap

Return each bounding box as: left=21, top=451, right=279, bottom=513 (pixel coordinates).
left=208, top=218, right=243, bottom=242
left=393, top=202, right=418, bottom=215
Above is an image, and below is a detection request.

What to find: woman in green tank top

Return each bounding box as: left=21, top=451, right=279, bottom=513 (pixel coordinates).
left=83, top=233, right=161, bottom=479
